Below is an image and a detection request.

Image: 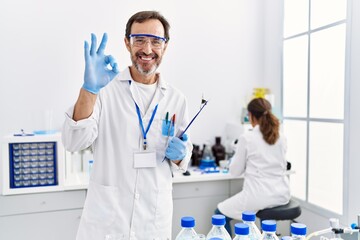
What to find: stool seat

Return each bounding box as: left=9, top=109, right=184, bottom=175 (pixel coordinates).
left=256, top=199, right=301, bottom=221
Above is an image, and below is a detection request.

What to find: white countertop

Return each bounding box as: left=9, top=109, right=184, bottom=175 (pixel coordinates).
left=63, top=168, right=294, bottom=190
left=172, top=167, right=240, bottom=183
left=63, top=167, right=238, bottom=190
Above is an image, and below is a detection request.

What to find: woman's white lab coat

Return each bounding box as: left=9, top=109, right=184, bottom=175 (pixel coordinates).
left=218, top=125, right=290, bottom=220
left=62, top=68, right=192, bottom=240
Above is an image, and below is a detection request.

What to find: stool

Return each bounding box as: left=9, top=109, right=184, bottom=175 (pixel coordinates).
left=256, top=199, right=301, bottom=235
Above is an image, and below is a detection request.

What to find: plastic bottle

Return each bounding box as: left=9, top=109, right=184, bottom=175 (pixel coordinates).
left=261, top=220, right=279, bottom=240
left=175, top=216, right=198, bottom=240
left=281, top=237, right=293, bottom=240
left=71, top=151, right=82, bottom=173
left=242, top=211, right=262, bottom=240
left=233, top=223, right=250, bottom=240
left=82, top=149, right=94, bottom=176
left=206, top=214, right=232, bottom=240
left=290, top=223, right=306, bottom=240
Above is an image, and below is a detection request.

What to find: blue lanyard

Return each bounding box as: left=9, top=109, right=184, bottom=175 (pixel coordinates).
left=135, top=103, right=158, bottom=150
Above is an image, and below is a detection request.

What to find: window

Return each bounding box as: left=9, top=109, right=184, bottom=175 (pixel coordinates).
left=282, top=0, right=347, bottom=215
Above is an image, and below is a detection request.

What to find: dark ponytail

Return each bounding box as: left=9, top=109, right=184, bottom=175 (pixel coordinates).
left=247, top=98, right=280, bottom=145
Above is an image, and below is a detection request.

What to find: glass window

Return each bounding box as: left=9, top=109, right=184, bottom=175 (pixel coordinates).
left=284, top=0, right=309, bottom=38
left=282, top=0, right=347, bottom=216
left=308, top=122, right=343, bottom=214
left=283, top=36, right=308, bottom=118
left=283, top=120, right=307, bottom=200
left=310, top=24, right=346, bottom=119
left=311, top=0, right=347, bottom=30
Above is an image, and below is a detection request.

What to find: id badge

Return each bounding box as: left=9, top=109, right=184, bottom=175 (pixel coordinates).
left=134, top=150, right=157, bottom=168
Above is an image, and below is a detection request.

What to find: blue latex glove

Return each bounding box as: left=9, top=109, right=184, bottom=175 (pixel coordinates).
left=82, top=33, right=119, bottom=94
left=165, top=134, right=188, bottom=161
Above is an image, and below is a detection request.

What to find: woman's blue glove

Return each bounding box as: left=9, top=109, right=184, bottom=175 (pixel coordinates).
left=165, top=134, right=188, bottom=161
left=82, top=33, right=119, bottom=94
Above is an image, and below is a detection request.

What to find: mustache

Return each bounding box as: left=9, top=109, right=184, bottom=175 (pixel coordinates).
left=135, top=52, right=158, bottom=59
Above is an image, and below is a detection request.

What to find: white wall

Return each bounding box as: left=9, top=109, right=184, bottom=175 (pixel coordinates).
left=347, top=0, right=360, bottom=229
left=0, top=0, right=264, bottom=149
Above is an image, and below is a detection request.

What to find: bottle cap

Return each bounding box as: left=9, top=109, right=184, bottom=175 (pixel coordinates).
left=181, top=216, right=195, bottom=228
left=212, top=214, right=226, bottom=225
left=209, top=238, right=223, bottom=240
left=291, top=223, right=307, bottom=235
left=235, top=223, right=250, bottom=235
left=242, top=211, right=256, bottom=221
left=262, top=220, right=277, bottom=232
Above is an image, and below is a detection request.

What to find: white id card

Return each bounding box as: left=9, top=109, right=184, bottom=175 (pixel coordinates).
left=134, top=150, right=157, bottom=168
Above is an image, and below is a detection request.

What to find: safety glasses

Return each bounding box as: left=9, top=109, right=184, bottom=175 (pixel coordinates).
left=129, top=34, right=167, bottom=49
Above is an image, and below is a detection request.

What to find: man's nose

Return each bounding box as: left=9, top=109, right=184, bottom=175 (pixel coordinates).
left=142, top=41, right=153, bottom=54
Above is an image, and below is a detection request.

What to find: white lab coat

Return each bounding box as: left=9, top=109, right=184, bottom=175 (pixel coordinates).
left=218, top=125, right=290, bottom=220
left=62, top=68, right=192, bottom=240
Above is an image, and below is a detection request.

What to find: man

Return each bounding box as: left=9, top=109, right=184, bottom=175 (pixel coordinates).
left=62, top=11, right=192, bottom=240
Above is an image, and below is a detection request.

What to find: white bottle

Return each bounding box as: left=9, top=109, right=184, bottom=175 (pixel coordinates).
left=290, top=223, right=306, bottom=240
left=206, top=214, right=232, bottom=240
left=175, top=216, right=198, bottom=240
left=233, top=223, right=250, bottom=240
left=261, top=220, right=279, bottom=240
left=71, top=151, right=82, bottom=173
left=82, top=149, right=94, bottom=176
left=242, top=211, right=262, bottom=240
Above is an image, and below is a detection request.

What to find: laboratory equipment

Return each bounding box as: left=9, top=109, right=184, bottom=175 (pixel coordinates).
left=242, top=211, right=262, bottom=240
left=191, top=144, right=201, bottom=166
left=175, top=216, right=198, bottom=240
left=212, top=136, right=226, bottom=166
left=305, top=217, right=359, bottom=240
left=233, top=223, right=250, bottom=240
left=1, top=133, right=65, bottom=195
left=206, top=214, right=232, bottom=240
left=82, top=148, right=94, bottom=180
left=72, top=151, right=82, bottom=173
left=199, top=145, right=216, bottom=170
left=261, top=220, right=279, bottom=240
left=291, top=223, right=307, bottom=240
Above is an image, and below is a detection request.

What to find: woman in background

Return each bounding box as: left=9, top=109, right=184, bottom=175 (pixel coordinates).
left=216, top=97, right=290, bottom=236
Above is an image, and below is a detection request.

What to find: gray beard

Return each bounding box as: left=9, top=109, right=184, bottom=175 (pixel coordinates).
left=135, top=62, right=158, bottom=76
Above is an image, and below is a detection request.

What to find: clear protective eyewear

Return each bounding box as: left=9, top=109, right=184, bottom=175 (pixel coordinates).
left=129, top=34, right=167, bottom=49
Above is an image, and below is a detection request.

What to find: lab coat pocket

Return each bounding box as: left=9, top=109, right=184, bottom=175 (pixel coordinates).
left=155, top=188, right=173, bottom=229
left=83, top=181, right=118, bottom=226
left=161, top=119, right=175, bottom=136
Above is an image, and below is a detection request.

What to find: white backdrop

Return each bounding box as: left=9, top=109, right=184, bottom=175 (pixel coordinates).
left=0, top=0, right=265, bottom=148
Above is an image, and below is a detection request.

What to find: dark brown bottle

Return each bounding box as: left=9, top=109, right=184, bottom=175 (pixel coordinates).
left=190, top=144, right=201, bottom=166
left=212, top=136, right=226, bottom=166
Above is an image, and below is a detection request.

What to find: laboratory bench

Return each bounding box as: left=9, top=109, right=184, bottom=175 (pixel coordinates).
left=0, top=167, right=243, bottom=240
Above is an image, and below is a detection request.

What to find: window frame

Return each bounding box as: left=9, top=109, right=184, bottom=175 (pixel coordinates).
left=281, top=0, right=351, bottom=222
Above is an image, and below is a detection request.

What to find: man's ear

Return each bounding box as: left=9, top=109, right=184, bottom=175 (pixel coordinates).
left=124, top=37, right=131, bottom=52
